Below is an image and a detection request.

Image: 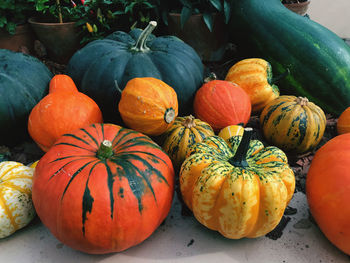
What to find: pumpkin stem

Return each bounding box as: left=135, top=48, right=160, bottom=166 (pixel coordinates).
left=183, top=115, right=196, bottom=128
left=164, top=108, right=176, bottom=124
left=130, top=21, right=157, bottom=52
left=97, top=140, right=114, bottom=160
left=296, top=96, right=309, bottom=106
left=228, top=128, right=253, bottom=167
left=204, top=72, right=217, bottom=83
left=271, top=68, right=290, bottom=84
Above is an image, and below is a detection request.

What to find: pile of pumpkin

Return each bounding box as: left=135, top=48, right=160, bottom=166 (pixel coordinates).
left=2, top=1, right=350, bottom=255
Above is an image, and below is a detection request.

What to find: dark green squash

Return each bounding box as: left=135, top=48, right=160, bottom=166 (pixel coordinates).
left=0, top=49, right=52, bottom=145
left=66, top=21, right=204, bottom=122
left=230, top=0, right=350, bottom=115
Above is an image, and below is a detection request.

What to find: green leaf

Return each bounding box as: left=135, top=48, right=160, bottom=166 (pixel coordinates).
left=209, top=0, right=223, bottom=12
left=180, top=6, right=192, bottom=29
left=223, top=0, right=231, bottom=24
left=203, top=12, right=214, bottom=32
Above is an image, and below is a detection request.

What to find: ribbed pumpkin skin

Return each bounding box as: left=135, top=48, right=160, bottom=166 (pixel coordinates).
left=180, top=135, right=295, bottom=239
left=118, top=77, right=178, bottom=136
left=32, top=123, right=174, bottom=254
left=337, top=107, right=350, bottom=135
left=66, top=22, right=203, bottom=122
left=0, top=161, right=35, bottom=238
left=28, top=75, right=103, bottom=152
left=230, top=0, right=350, bottom=115
left=225, top=58, right=280, bottom=112
left=162, top=116, right=214, bottom=171
left=0, top=49, right=52, bottom=144
left=260, top=96, right=326, bottom=154
left=194, top=80, right=251, bottom=132
left=306, top=134, right=350, bottom=255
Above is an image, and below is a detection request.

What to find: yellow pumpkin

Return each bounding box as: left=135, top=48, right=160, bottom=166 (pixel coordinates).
left=0, top=161, right=36, bottom=238
left=218, top=125, right=244, bottom=142
left=162, top=115, right=214, bottom=171
left=118, top=77, right=178, bottom=136
left=180, top=128, right=295, bottom=238
left=225, top=58, right=280, bottom=112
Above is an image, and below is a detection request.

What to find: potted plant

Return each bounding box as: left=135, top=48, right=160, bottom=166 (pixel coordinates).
left=282, top=0, right=311, bottom=16
left=157, top=0, right=232, bottom=62
left=27, top=0, right=159, bottom=63
left=0, top=0, right=36, bottom=52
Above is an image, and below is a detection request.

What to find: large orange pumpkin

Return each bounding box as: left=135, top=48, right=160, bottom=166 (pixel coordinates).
left=337, top=106, right=350, bottom=134
left=306, top=134, right=350, bottom=255
left=28, top=74, right=103, bottom=152
left=193, top=80, right=251, bottom=132
left=32, top=123, right=175, bottom=254
left=118, top=77, right=178, bottom=136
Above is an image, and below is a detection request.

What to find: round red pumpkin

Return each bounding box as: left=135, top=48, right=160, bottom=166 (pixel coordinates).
left=306, top=134, right=350, bottom=255
left=32, top=123, right=174, bottom=254
left=193, top=80, right=251, bottom=132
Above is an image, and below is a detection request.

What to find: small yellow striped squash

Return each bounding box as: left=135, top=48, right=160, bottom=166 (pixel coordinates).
left=260, top=96, right=326, bottom=154
left=0, top=161, right=36, bottom=238
left=162, top=115, right=214, bottom=171
left=225, top=58, right=280, bottom=112
left=180, top=129, right=295, bottom=239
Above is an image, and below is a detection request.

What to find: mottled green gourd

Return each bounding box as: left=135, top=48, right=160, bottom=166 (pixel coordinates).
left=66, top=21, right=204, bottom=122
left=230, top=0, right=350, bottom=115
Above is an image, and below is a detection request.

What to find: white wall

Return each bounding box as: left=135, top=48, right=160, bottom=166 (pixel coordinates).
left=308, top=0, right=350, bottom=38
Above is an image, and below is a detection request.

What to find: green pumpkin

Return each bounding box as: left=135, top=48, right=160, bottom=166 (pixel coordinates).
left=0, top=49, right=52, bottom=145
left=66, top=21, right=204, bottom=122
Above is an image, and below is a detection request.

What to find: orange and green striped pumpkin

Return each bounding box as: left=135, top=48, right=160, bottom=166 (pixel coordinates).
left=225, top=58, right=280, bottom=112
left=260, top=96, right=326, bottom=154
left=32, top=123, right=174, bottom=254
left=162, top=115, right=214, bottom=171
left=180, top=128, right=295, bottom=238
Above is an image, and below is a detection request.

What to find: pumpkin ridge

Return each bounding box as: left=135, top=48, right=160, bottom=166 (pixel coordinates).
left=54, top=142, right=96, bottom=153
left=49, top=155, right=94, bottom=164
left=61, top=160, right=97, bottom=202
left=82, top=161, right=101, bottom=236
left=111, top=129, right=139, bottom=150
left=80, top=128, right=100, bottom=148
left=115, top=150, right=168, bottom=166
left=0, top=163, right=22, bottom=179
left=62, top=133, right=97, bottom=149
left=0, top=181, right=31, bottom=195
left=115, top=138, right=162, bottom=153
left=104, top=160, right=116, bottom=218
left=0, top=191, right=19, bottom=231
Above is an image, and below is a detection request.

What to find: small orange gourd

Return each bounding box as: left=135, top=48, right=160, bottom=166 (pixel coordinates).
left=118, top=77, right=178, bottom=136
left=28, top=74, right=103, bottom=152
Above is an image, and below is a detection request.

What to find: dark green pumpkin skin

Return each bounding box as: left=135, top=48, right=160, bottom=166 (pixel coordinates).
left=66, top=24, right=204, bottom=122
left=230, top=0, right=350, bottom=115
left=0, top=49, right=52, bottom=145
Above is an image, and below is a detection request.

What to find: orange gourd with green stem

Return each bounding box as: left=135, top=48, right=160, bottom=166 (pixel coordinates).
left=118, top=77, right=178, bottom=136
left=28, top=74, right=103, bottom=152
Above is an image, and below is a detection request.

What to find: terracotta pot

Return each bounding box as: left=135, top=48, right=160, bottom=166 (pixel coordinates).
left=28, top=17, right=81, bottom=64
left=0, top=24, right=35, bottom=53
left=167, top=13, right=228, bottom=62
left=283, top=0, right=311, bottom=16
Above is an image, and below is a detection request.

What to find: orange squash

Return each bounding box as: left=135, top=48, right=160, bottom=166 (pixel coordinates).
left=225, top=58, right=280, bottom=112
left=337, top=106, right=350, bottom=134
left=28, top=74, right=103, bottom=152
left=193, top=80, right=251, bottom=132
left=118, top=77, right=178, bottom=136
left=306, top=134, right=350, bottom=255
